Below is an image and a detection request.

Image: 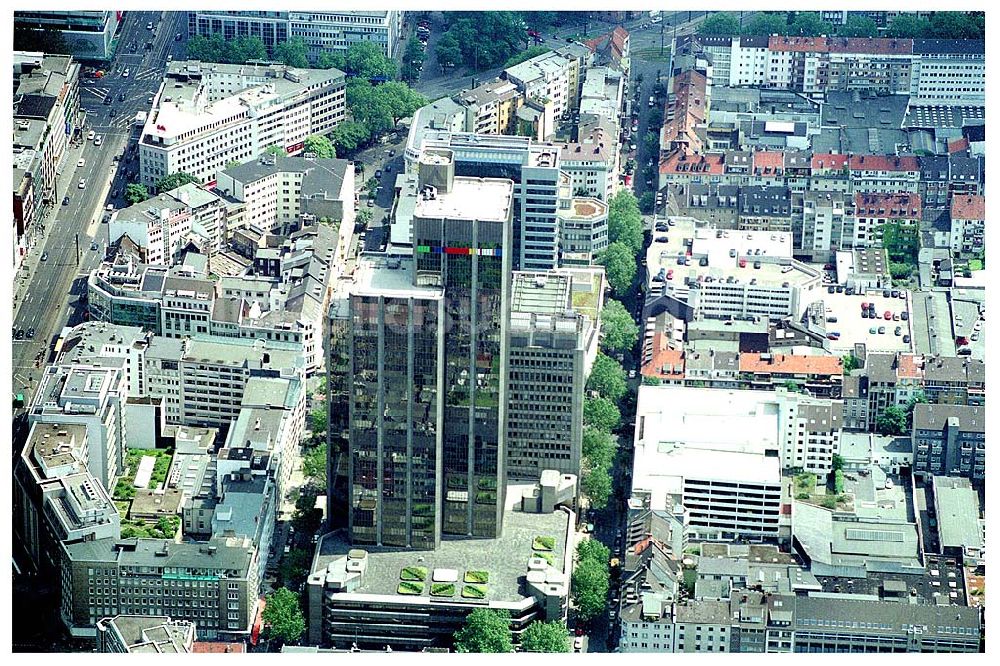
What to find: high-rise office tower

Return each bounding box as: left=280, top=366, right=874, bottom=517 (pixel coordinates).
left=328, top=148, right=514, bottom=546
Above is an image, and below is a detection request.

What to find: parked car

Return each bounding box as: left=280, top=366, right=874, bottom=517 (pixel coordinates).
left=574, top=637, right=584, bottom=652
left=62, top=196, right=70, bottom=206
left=878, top=326, right=886, bottom=334
left=26, top=328, right=35, bottom=339
left=79, top=179, right=86, bottom=189
left=41, top=252, right=48, bottom=261
left=884, top=311, right=892, bottom=320
left=903, top=335, right=911, bottom=344
left=900, top=311, right=909, bottom=321
left=90, top=241, right=99, bottom=251
left=894, top=327, right=902, bottom=336
left=87, top=130, right=95, bottom=141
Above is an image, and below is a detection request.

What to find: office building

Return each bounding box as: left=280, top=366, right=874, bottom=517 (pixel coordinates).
left=14, top=11, right=121, bottom=59
left=556, top=176, right=609, bottom=266
left=139, top=61, right=346, bottom=188
left=187, top=11, right=403, bottom=61
left=506, top=268, right=603, bottom=480
left=59, top=536, right=259, bottom=639
left=95, top=615, right=195, bottom=653
left=329, top=155, right=515, bottom=546
left=29, top=365, right=127, bottom=490
left=930, top=475, right=983, bottom=565
left=215, top=155, right=355, bottom=235
left=912, top=403, right=985, bottom=482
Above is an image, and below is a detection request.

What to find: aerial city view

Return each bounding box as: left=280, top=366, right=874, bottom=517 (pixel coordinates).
left=10, top=7, right=987, bottom=654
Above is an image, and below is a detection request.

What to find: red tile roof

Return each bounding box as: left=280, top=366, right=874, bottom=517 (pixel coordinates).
left=659, top=150, right=725, bottom=175
left=642, top=333, right=685, bottom=379
left=769, top=36, right=829, bottom=52
left=948, top=137, right=970, bottom=154
left=826, top=37, right=913, bottom=55
left=739, top=353, right=843, bottom=377
left=951, top=194, right=985, bottom=221
left=660, top=69, right=707, bottom=152
left=848, top=154, right=919, bottom=172
left=811, top=154, right=849, bottom=171
left=585, top=26, right=629, bottom=63
left=752, top=150, right=785, bottom=172
left=193, top=642, right=245, bottom=654
left=854, top=192, right=922, bottom=219
left=896, top=354, right=924, bottom=380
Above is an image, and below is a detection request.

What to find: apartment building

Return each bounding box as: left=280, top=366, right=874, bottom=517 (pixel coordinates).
left=95, top=615, right=195, bottom=653
left=841, top=352, right=924, bottom=431
left=556, top=181, right=609, bottom=265
left=506, top=269, right=603, bottom=480
left=215, top=155, right=355, bottom=235
left=949, top=194, right=984, bottom=258
left=912, top=403, right=985, bottom=482
left=853, top=192, right=922, bottom=249
left=453, top=79, right=523, bottom=136
left=799, top=191, right=853, bottom=260
left=109, top=185, right=228, bottom=264
left=139, top=61, right=346, bottom=188
left=59, top=536, right=259, bottom=639
left=503, top=44, right=593, bottom=133
left=922, top=355, right=984, bottom=406
left=13, top=423, right=120, bottom=577
left=29, top=365, right=128, bottom=490
left=187, top=11, right=403, bottom=60
left=559, top=125, right=618, bottom=202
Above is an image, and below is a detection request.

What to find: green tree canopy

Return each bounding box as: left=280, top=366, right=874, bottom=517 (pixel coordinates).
left=582, top=426, right=617, bottom=471
left=520, top=620, right=571, bottom=652
left=586, top=353, right=627, bottom=403
left=262, top=587, right=306, bottom=645
left=842, top=354, right=862, bottom=373
left=582, top=465, right=612, bottom=510
left=885, top=14, right=932, bottom=38
left=441, top=12, right=527, bottom=71
left=315, top=51, right=345, bottom=70
left=638, top=192, right=656, bottom=214
left=929, top=12, right=984, bottom=40
left=572, top=557, right=610, bottom=623
left=308, top=407, right=328, bottom=434
left=264, top=144, right=286, bottom=157
left=584, top=397, right=621, bottom=433
left=699, top=12, right=740, bottom=36
left=600, top=242, right=637, bottom=296
left=837, top=15, right=879, bottom=38
left=155, top=171, right=200, bottom=192
left=343, top=41, right=398, bottom=80
left=124, top=183, right=149, bottom=206
left=302, top=443, right=327, bottom=487
left=273, top=36, right=310, bottom=68
left=303, top=134, right=336, bottom=159
left=742, top=12, right=788, bottom=36
left=643, top=131, right=660, bottom=154
left=504, top=45, right=550, bottom=69
left=434, top=33, right=463, bottom=70
left=185, top=33, right=267, bottom=64
left=454, top=609, right=514, bottom=653
left=789, top=12, right=834, bottom=37
left=401, top=36, right=426, bottom=83
left=876, top=405, right=908, bottom=436
left=607, top=190, right=645, bottom=254
left=600, top=299, right=639, bottom=354
left=330, top=120, right=370, bottom=154
left=577, top=537, right=611, bottom=566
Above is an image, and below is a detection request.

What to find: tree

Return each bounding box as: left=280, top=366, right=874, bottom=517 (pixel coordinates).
left=330, top=120, right=370, bottom=154
left=905, top=392, right=928, bottom=429
left=504, top=45, right=550, bottom=69
left=273, top=36, right=310, bottom=68
left=890, top=262, right=913, bottom=281
left=303, top=134, right=336, bottom=159
left=600, top=299, right=639, bottom=353
left=401, top=36, right=426, bottom=83
left=262, top=588, right=305, bottom=645
left=582, top=427, right=617, bottom=471
left=881, top=222, right=919, bottom=263
left=440, top=12, right=527, bottom=71
left=302, top=443, right=327, bottom=486
left=600, top=242, right=637, bottom=297
left=584, top=397, right=621, bottom=433
left=842, top=354, right=861, bottom=373
left=831, top=454, right=844, bottom=472
left=789, top=12, right=833, bottom=37
left=520, top=620, right=570, bottom=652
left=742, top=12, right=788, bottom=37
left=344, top=41, right=397, bottom=80
left=434, top=33, right=463, bottom=70
left=356, top=208, right=373, bottom=227
left=315, top=51, right=345, bottom=70
left=698, top=12, right=740, bottom=36
left=454, top=609, right=514, bottom=653
left=885, top=14, right=932, bottom=39
left=643, top=131, right=660, bottom=155
left=571, top=558, right=609, bottom=623
left=155, top=171, right=199, bottom=192
left=607, top=190, right=644, bottom=255
left=374, top=81, right=429, bottom=123
left=308, top=407, right=328, bottom=434
left=582, top=465, right=613, bottom=510
left=185, top=33, right=267, bottom=64
left=586, top=353, right=627, bottom=403
left=124, top=183, right=149, bottom=206
left=876, top=405, right=908, bottom=436
left=838, top=15, right=879, bottom=38
left=929, top=12, right=984, bottom=40
left=264, top=144, right=286, bottom=157
left=638, top=192, right=656, bottom=214
left=577, top=538, right=611, bottom=567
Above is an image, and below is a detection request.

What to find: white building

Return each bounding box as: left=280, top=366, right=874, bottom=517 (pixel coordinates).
left=139, top=61, right=345, bottom=188
left=188, top=10, right=404, bottom=60
left=503, top=44, right=592, bottom=133
left=28, top=365, right=128, bottom=490
left=910, top=39, right=985, bottom=105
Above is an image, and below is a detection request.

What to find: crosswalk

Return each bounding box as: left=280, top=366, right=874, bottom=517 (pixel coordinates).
left=134, top=66, right=164, bottom=82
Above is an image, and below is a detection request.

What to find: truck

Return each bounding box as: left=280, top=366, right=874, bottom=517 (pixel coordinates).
left=134, top=111, right=148, bottom=127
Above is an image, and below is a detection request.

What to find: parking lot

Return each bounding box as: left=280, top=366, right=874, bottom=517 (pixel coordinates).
left=821, top=288, right=913, bottom=353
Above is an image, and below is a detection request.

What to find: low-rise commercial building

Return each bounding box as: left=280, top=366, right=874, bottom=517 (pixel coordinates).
left=95, top=615, right=195, bottom=653
left=930, top=475, right=983, bottom=566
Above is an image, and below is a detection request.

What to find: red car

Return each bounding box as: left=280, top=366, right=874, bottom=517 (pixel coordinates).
left=575, top=627, right=584, bottom=637
left=884, top=311, right=892, bottom=320
left=861, top=302, right=869, bottom=309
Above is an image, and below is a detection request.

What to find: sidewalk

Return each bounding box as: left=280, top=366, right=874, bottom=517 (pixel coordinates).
left=14, top=138, right=90, bottom=315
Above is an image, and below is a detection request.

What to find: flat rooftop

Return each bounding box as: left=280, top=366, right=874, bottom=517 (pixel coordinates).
left=511, top=272, right=572, bottom=316
left=932, top=476, right=982, bottom=552
left=349, top=253, right=442, bottom=300
left=819, top=289, right=913, bottom=354
left=413, top=177, right=513, bottom=223
left=26, top=422, right=89, bottom=472
left=313, top=506, right=569, bottom=603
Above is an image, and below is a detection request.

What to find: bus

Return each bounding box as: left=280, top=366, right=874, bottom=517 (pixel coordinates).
left=53, top=326, right=73, bottom=360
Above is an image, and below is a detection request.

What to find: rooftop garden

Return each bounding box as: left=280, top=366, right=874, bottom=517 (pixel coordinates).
left=533, top=536, right=556, bottom=552
left=397, top=581, right=424, bottom=595
left=401, top=566, right=428, bottom=582
left=113, top=448, right=174, bottom=500
left=431, top=583, right=456, bottom=597
left=464, top=570, right=489, bottom=584
left=120, top=515, right=180, bottom=540
left=461, top=584, right=487, bottom=599
left=533, top=551, right=555, bottom=566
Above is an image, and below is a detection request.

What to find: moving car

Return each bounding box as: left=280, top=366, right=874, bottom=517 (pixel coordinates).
left=147, top=22, right=154, bottom=29
left=62, top=196, right=70, bottom=206
left=122, top=68, right=130, bottom=78
left=26, top=328, right=35, bottom=339
left=77, top=158, right=86, bottom=168
left=91, top=241, right=99, bottom=251
left=41, top=252, right=48, bottom=261
left=78, top=179, right=86, bottom=189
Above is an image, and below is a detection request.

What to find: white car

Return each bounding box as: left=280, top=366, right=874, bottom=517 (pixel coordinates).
left=77, top=158, right=86, bottom=168
left=87, top=130, right=96, bottom=141
left=78, top=179, right=86, bottom=189
left=574, top=637, right=584, bottom=652
left=122, top=68, right=130, bottom=78
left=147, top=22, right=154, bottom=30
left=94, top=136, right=103, bottom=147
